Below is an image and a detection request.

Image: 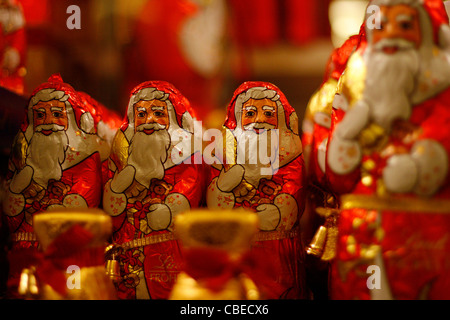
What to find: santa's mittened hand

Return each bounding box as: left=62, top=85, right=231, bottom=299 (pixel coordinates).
left=382, top=154, right=418, bottom=193
left=327, top=135, right=362, bottom=175
left=255, top=203, right=281, bottom=231
left=411, top=140, right=448, bottom=196
left=217, top=165, right=245, bottom=192
left=111, top=165, right=136, bottom=193
left=148, top=203, right=171, bottom=231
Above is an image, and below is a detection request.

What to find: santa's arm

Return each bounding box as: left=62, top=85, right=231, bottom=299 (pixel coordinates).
left=60, top=152, right=103, bottom=208
left=325, top=107, right=362, bottom=195
left=256, top=156, right=306, bottom=231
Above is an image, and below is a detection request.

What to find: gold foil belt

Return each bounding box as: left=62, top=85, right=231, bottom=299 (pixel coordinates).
left=12, top=232, right=37, bottom=242
left=120, top=229, right=297, bottom=250
left=121, top=232, right=176, bottom=251
left=252, top=229, right=298, bottom=242
left=342, top=194, right=450, bottom=214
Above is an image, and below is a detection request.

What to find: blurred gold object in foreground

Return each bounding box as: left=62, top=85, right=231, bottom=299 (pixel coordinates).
left=19, top=208, right=117, bottom=300
left=170, top=209, right=260, bottom=300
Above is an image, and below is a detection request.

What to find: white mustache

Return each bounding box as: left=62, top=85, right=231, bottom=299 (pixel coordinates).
left=373, top=38, right=415, bottom=52
left=136, top=122, right=166, bottom=132
left=35, top=124, right=65, bottom=132
left=244, top=122, right=276, bottom=131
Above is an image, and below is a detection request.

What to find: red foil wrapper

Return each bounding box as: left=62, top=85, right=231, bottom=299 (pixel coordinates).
left=0, top=0, right=26, bottom=95
left=206, top=81, right=307, bottom=298
left=78, top=91, right=122, bottom=187
left=125, top=0, right=227, bottom=119
left=103, top=81, right=204, bottom=299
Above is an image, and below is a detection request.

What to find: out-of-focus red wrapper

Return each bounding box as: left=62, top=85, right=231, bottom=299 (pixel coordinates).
left=301, top=33, right=362, bottom=299
left=103, top=81, right=204, bottom=299
left=303, top=33, right=361, bottom=193
left=206, top=81, right=307, bottom=299
left=0, top=0, right=26, bottom=95
left=1, top=74, right=104, bottom=298
left=325, top=0, right=450, bottom=300
left=125, top=0, right=227, bottom=120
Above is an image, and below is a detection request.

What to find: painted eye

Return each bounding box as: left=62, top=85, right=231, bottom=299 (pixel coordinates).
left=154, top=111, right=165, bottom=117
left=264, top=111, right=274, bottom=117
left=52, top=111, right=63, bottom=118
left=137, top=111, right=146, bottom=118
left=400, top=21, right=412, bottom=30
left=245, top=111, right=255, bottom=117
left=36, top=111, right=45, bottom=119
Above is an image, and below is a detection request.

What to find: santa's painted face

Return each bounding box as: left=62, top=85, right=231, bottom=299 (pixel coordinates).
left=241, top=98, right=278, bottom=133
left=372, top=4, right=421, bottom=54
left=32, top=100, right=68, bottom=134
left=134, top=99, right=170, bottom=134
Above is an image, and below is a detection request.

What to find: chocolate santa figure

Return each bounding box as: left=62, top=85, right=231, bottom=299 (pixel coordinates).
left=206, top=81, right=307, bottom=299
left=2, top=74, right=104, bottom=298
left=103, top=81, right=203, bottom=299
left=0, top=0, right=26, bottom=95
left=326, top=0, right=450, bottom=300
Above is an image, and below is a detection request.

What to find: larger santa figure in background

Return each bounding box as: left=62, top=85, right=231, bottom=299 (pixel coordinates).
left=326, top=0, right=450, bottom=299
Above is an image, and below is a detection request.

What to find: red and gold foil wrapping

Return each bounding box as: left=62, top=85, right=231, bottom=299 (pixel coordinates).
left=206, top=81, right=307, bottom=299
left=103, top=81, right=204, bottom=299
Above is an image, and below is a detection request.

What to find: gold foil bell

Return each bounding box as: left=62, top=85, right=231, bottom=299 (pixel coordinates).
left=306, top=206, right=340, bottom=261
left=105, top=244, right=122, bottom=284
left=306, top=226, right=327, bottom=257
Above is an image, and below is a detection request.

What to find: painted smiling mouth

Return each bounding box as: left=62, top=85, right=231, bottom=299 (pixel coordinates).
left=143, top=129, right=155, bottom=135
left=382, top=46, right=399, bottom=54
left=253, top=128, right=271, bottom=134
left=40, top=129, right=53, bottom=136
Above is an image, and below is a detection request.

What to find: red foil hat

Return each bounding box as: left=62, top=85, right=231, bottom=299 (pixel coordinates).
left=223, top=81, right=297, bottom=132
left=422, top=0, right=449, bottom=42
left=21, top=74, right=88, bottom=133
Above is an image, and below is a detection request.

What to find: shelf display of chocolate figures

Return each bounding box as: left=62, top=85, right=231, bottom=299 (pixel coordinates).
left=0, top=0, right=449, bottom=302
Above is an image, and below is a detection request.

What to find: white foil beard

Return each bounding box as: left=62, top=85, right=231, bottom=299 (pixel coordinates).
left=363, top=38, right=420, bottom=131
left=128, top=125, right=171, bottom=189
left=235, top=124, right=279, bottom=188
left=26, top=125, right=68, bottom=188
